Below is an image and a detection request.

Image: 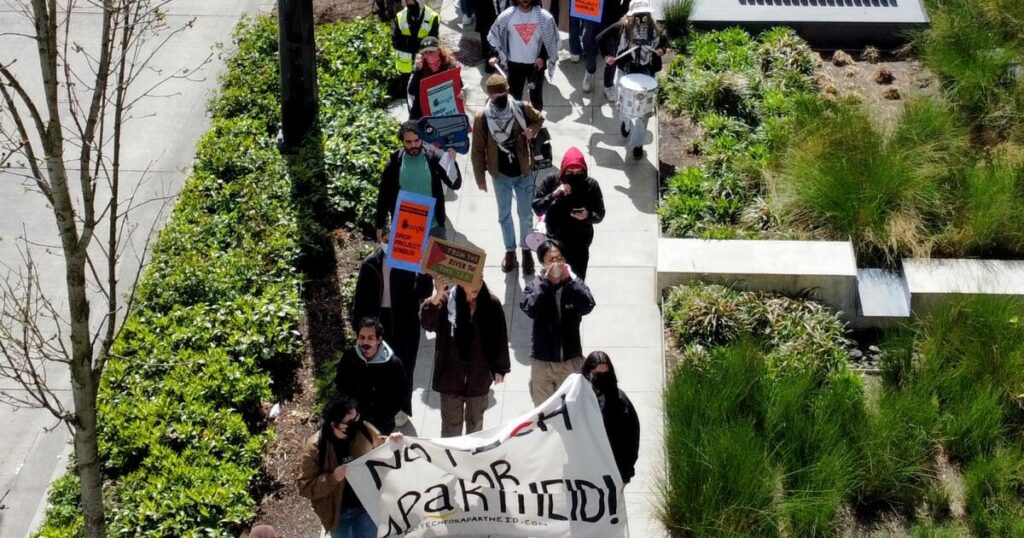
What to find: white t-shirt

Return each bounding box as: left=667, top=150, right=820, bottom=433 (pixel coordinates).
left=508, top=8, right=542, bottom=64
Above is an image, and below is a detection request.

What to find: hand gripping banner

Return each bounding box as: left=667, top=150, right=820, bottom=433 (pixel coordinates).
left=346, top=374, right=628, bottom=537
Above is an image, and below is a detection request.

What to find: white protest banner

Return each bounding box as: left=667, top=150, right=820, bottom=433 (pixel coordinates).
left=346, top=374, right=627, bottom=537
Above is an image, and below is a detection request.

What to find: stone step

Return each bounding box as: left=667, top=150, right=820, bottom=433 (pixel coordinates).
left=904, top=258, right=1024, bottom=315
left=854, top=268, right=910, bottom=328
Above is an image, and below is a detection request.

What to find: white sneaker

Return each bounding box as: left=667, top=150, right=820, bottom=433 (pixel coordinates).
left=570, top=54, right=580, bottom=63
left=395, top=411, right=410, bottom=427
left=582, top=72, right=593, bottom=92
left=461, top=14, right=473, bottom=25
left=604, top=86, right=616, bottom=102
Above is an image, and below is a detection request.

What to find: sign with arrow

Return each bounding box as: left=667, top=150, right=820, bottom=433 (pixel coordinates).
left=421, top=237, right=486, bottom=291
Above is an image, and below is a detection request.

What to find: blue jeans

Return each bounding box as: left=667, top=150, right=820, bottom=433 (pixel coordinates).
left=493, top=172, right=535, bottom=251
left=330, top=506, right=376, bottom=538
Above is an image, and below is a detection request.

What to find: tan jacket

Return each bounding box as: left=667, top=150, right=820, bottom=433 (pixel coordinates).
left=471, top=102, right=545, bottom=183
left=297, top=423, right=384, bottom=531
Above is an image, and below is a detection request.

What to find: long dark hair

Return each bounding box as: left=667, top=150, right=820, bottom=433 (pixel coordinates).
left=581, top=350, right=619, bottom=393
left=317, top=395, right=361, bottom=471
left=453, top=281, right=499, bottom=359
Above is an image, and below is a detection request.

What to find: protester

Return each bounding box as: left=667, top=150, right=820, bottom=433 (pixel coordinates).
left=597, top=0, right=667, bottom=159
left=520, top=239, right=596, bottom=406
left=392, top=0, right=440, bottom=96
left=581, top=351, right=640, bottom=485
left=568, top=0, right=631, bottom=93
left=376, top=121, right=461, bottom=243
left=407, top=37, right=463, bottom=120
left=487, top=0, right=560, bottom=111
left=471, top=74, right=544, bottom=274
left=420, top=277, right=510, bottom=437
left=351, top=243, right=432, bottom=427
left=336, top=318, right=408, bottom=435
left=532, top=147, right=605, bottom=279
left=298, top=395, right=384, bottom=538
left=473, top=0, right=510, bottom=70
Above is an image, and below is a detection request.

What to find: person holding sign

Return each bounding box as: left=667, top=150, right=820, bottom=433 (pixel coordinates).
left=472, top=74, right=545, bottom=274
left=521, top=239, right=596, bottom=406
left=487, top=0, right=560, bottom=111
left=420, top=276, right=510, bottom=437
left=581, top=351, right=641, bottom=485
left=376, top=121, right=461, bottom=244
left=407, top=37, right=463, bottom=120
left=597, top=0, right=667, bottom=160
left=298, top=395, right=384, bottom=538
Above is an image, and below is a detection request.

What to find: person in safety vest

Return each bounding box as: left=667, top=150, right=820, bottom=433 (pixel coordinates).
left=391, top=0, right=440, bottom=96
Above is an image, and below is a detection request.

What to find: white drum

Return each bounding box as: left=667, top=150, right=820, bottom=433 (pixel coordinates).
left=616, top=73, right=658, bottom=120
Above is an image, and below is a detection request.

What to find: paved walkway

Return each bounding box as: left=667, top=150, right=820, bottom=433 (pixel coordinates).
left=397, top=3, right=668, bottom=536
left=0, top=2, right=270, bottom=535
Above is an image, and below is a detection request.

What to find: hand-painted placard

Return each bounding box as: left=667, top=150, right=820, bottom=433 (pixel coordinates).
left=570, top=0, right=603, bottom=23
left=387, top=190, right=436, bottom=272
left=417, top=114, right=472, bottom=154
left=420, top=68, right=465, bottom=117
left=421, top=237, right=486, bottom=291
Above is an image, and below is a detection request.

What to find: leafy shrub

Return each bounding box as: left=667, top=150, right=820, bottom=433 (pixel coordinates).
left=659, top=28, right=817, bottom=239
left=663, top=282, right=848, bottom=377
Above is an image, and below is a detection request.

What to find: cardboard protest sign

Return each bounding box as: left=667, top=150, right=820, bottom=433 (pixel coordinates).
left=386, top=190, right=436, bottom=273
left=417, top=115, right=471, bottom=154
left=420, top=237, right=486, bottom=291
left=420, top=68, right=465, bottom=117
left=347, top=374, right=627, bottom=537
left=570, top=0, right=603, bottom=22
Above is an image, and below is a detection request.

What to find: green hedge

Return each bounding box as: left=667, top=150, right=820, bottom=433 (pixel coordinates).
left=35, top=16, right=397, bottom=537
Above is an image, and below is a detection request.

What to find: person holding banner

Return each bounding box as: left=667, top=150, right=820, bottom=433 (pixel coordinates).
left=376, top=121, right=461, bottom=244
left=298, top=395, right=384, bottom=538
left=521, top=239, right=596, bottom=406
left=532, top=146, right=605, bottom=279
left=420, top=277, right=510, bottom=437
left=407, top=37, right=463, bottom=121
left=597, top=0, right=667, bottom=159
left=471, top=74, right=545, bottom=274
left=487, top=0, right=560, bottom=111
left=336, top=318, right=408, bottom=435
left=582, top=351, right=641, bottom=485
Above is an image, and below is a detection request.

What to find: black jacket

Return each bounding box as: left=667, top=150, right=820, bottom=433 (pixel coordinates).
left=420, top=293, right=511, bottom=397
left=336, top=346, right=407, bottom=434
left=520, top=275, right=595, bottom=362
left=375, top=148, right=462, bottom=232
left=351, top=247, right=432, bottom=334
left=532, top=173, right=605, bottom=246
left=601, top=388, right=641, bottom=483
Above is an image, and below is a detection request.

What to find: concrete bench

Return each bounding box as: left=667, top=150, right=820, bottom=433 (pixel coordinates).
left=668, top=0, right=930, bottom=49
left=904, top=259, right=1024, bottom=315
left=657, top=238, right=858, bottom=319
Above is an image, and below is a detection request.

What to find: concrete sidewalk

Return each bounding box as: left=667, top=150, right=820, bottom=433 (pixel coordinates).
left=398, top=3, right=668, bottom=536
left=0, top=2, right=270, bottom=535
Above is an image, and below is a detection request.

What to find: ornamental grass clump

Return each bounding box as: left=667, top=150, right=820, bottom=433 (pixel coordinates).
left=770, top=97, right=968, bottom=266
left=947, top=150, right=1024, bottom=257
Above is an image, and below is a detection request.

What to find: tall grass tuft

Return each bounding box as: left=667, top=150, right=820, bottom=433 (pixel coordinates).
left=963, top=447, right=1024, bottom=536
left=771, top=97, right=968, bottom=265
left=661, top=0, right=694, bottom=43
left=947, top=152, right=1024, bottom=257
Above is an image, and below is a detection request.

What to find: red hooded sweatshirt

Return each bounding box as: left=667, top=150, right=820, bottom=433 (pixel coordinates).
left=558, top=146, right=588, bottom=182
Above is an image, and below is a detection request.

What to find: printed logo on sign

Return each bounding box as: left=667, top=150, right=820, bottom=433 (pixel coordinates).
left=513, top=23, right=538, bottom=44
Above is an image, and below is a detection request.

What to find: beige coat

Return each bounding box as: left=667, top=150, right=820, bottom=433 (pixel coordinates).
left=471, top=101, right=545, bottom=182
left=297, top=423, right=383, bottom=531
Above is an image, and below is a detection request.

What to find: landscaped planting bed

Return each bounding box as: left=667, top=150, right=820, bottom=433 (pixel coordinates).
left=658, top=6, right=1024, bottom=266
left=34, top=16, right=397, bottom=536
left=661, top=283, right=1024, bottom=535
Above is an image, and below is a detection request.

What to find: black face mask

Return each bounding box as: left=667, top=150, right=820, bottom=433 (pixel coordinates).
left=565, top=171, right=586, bottom=183
left=636, top=15, right=647, bottom=25
left=592, top=373, right=615, bottom=395
left=493, top=95, right=509, bottom=109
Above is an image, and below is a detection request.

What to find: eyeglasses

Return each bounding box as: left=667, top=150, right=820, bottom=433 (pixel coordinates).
left=335, top=412, right=361, bottom=428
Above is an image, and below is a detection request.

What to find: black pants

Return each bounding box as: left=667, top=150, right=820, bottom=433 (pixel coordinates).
left=380, top=307, right=421, bottom=416
left=559, top=238, right=591, bottom=280
left=508, top=61, right=545, bottom=111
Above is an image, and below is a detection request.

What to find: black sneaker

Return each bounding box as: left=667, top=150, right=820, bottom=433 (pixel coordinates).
left=632, top=147, right=644, bottom=160
left=620, top=121, right=629, bottom=138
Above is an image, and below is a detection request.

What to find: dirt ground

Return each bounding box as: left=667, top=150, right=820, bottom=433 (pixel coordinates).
left=250, top=229, right=369, bottom=537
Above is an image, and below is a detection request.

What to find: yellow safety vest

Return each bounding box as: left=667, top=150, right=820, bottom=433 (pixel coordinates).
left=394, top=6, right=439, bottom=74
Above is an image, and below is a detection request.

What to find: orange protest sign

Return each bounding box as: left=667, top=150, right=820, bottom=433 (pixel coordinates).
left=387, top=190, right=436, bottom=272
left=570, top=0, right=602, bottom=22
